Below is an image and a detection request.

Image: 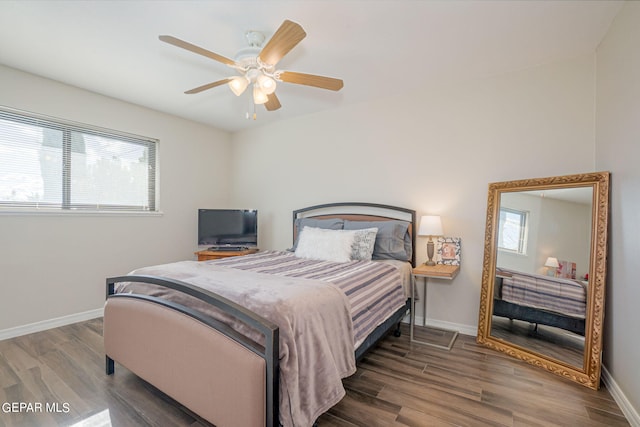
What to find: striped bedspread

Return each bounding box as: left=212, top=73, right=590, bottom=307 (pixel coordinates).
left=498, top=268, right=587, bottom=318
left=210, top=250, right=408, bottom=347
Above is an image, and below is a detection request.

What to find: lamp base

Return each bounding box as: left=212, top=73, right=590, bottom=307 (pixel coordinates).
left=426, top=239, right=436, bottom=266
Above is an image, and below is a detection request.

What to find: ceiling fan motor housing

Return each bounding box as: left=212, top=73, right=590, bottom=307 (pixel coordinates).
left=234, top=46, right=262, bottom=69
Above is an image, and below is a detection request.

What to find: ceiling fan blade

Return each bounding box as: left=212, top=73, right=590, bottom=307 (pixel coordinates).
left=159, top=35, right=235, bottom=66
left=278, top=71, right=344, bottom=91
left=259, top=20, right=306, bottom=66
left=264, top=93, right=282, bottom=111
left=184, top=78, right=232, bottom=94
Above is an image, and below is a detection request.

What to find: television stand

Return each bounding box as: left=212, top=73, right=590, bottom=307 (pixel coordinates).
left=195, top=248, right=258, bottom=261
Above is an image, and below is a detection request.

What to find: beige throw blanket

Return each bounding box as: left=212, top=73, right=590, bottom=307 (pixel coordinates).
left=117, top=260, right=357, bottom=427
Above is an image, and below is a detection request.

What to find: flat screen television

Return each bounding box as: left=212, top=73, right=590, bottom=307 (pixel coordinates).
left=198, top=209, right=258, bottom=248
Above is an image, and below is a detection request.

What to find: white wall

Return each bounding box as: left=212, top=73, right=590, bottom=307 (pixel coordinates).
left=596, top=1, right=640, bottom=420
left=0, top=65, right=232, bottom=332
left=230, top=54, right=596, bottom=330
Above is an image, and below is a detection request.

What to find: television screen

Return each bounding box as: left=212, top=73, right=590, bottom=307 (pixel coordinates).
left=198, top=209, right=258, bottom=247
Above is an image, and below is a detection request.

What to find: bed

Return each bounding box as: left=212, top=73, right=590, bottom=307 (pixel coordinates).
left=103, top=202, right=415, bottom=427
left=493, top=267, right=586, bottom=336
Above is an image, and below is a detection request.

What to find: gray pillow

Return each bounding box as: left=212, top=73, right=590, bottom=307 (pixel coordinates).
left=344, top=220, right=412, bottom=261
left=292, top=218, right=344, bottom=250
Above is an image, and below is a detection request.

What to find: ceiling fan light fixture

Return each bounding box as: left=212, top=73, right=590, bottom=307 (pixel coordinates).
left=228, top=76, right=249, bottom=96
left=253, top=84, right=268, bottom=104
left=257, top=74, right=277, bottom=95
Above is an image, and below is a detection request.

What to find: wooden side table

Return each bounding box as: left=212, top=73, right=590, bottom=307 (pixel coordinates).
left=195, top=248, right=258, bottom=261
left=411, top=263, right=460, bottom=350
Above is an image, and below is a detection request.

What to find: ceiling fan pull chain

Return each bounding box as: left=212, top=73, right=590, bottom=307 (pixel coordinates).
left=244, top=93, right=257, bottom=120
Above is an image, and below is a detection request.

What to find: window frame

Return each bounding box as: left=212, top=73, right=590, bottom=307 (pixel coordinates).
left=0, top=106, right=159, bottom=215
left=497, top=206, right=529, bottom=255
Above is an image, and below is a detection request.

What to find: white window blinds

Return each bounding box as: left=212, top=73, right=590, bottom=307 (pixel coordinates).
left=0, top=107, right=157, bottom=212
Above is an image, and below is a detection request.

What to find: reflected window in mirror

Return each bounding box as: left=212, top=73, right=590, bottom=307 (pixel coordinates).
left=498, top=207, right=529, bottom=255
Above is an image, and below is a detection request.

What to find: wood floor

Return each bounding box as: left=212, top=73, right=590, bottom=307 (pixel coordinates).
left=0, top=319, right=629, bottom=427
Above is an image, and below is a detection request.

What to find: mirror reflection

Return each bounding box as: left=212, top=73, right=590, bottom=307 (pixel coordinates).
left=491, top=187, right=592, bottom=367
left=477, top=172, right=610, bottom=390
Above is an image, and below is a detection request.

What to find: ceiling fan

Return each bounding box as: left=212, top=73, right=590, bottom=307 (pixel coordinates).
left=159, top=20, right=344, bottom=114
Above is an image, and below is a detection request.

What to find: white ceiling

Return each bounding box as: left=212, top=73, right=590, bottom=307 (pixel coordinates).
left=0, top=1, right=623, bottom=133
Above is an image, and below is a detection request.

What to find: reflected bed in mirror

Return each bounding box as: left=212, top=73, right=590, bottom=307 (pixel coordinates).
left=477, top=172, right=609, bottom=390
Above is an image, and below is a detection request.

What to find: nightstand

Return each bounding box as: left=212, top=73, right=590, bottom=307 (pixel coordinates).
left=411, top=263, right=460, bottom=350
left=195, top=248, right=258, bottom=261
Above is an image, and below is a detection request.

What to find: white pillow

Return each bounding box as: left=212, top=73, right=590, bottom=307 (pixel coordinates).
left=351, top=227, right=378, bottom=261
left=295, top=226, right=356, bottom=263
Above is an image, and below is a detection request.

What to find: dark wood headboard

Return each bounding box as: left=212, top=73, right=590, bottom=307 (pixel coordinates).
left=292, top=202, right=417, bottom=266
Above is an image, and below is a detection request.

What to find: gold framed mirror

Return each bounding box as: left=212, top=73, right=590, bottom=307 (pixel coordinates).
left=477, top=172, right=609, bottom=389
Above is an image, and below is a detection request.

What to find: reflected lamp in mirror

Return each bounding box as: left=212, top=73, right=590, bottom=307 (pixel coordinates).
left=418, top=215, right=443, bottom=266
left=544, top=256, right=560, bottom=277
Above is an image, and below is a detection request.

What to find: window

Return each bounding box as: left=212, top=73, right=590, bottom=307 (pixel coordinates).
left=498, top=207, right=528, bottom=254
left=0, top=107, right=157, bottom=212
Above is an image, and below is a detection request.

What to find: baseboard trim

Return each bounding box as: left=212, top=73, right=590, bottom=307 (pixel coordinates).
left=602, top=365, right=640, bottom=427
left=0, top=308, right=104, bottom=341
left=409, top=315, right=478, bottom=337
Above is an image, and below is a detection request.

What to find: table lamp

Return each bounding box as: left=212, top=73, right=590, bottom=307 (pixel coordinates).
left=545, top=257, right=559, bottom=277
left=418, top=215, right=443, bottom=266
